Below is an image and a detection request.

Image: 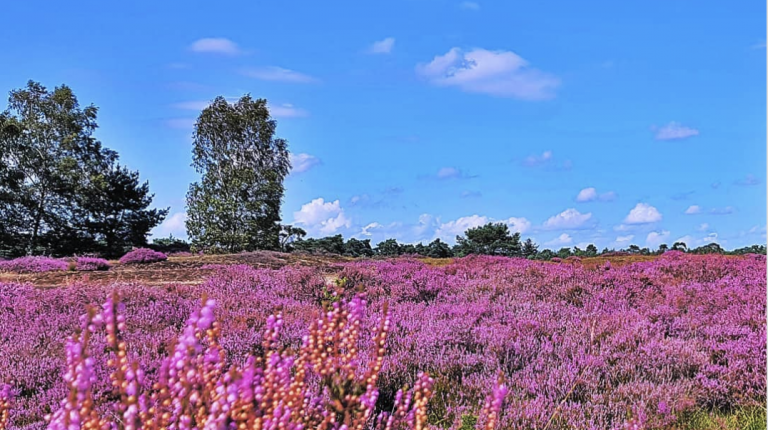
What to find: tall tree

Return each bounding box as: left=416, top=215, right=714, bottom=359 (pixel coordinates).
left=0, top=81, right=165, bottom=257
left=454, top=223, right=522, bottom=257
left=279, top=225, right=306, bottom=252
left=185, top=96, right=290, bottom=253
left=343, top=238, right=374, bottom=257
left=375, top=239, right=401, bottom=256
left=76, top=164, right=168, bottom=257
left=426, top=238, right=453, bottom=258
left=522, top=238, right=539, bottom=258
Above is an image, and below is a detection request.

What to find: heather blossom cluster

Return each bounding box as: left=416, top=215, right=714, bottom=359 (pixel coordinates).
left=0, top=253, right=764, bottom=429
left=0, top=256, right=69, bottom=273
left=118, top=248, right=168, bottom=265
left=74, top=257, right=111, bottom=271
left=3, top=292, right=505, bottom=430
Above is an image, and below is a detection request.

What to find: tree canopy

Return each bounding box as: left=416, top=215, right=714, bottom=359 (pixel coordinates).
left=185, top=95, right=290, bottom=253
left=0, top=81, right=166, bottom=258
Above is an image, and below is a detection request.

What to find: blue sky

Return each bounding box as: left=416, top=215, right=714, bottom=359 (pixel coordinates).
left=1, top=0, right=765, bottom=250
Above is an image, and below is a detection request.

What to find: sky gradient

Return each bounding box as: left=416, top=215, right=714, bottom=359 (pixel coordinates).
left=1, top=0, right=765, bottom=250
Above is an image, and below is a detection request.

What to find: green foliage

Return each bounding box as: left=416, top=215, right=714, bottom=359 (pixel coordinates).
left=279, top=225, right=306, bottom=252
left=426, top=238, right=453, bottom=258
left=343, top=238, right=374, bottom=257
left=185, top=95, right=290, bottom=253
left=536, top=248, right=556, bottom=260
left=454, top=222, right=522, bottom=257
left=151, top=235, right=191, bottom=254
left=556, top=247, right=572, bottom=259
left=458, top=414, right=478, bottom=430
left=0, top=81, right=166, bottom=258
left=375, top=238, right=401, bottom=256
left=522, top=238, right=539, bottom=258
left=293, top=234, right=345, bottom=255
left=676, top=406, right=767, bottom=430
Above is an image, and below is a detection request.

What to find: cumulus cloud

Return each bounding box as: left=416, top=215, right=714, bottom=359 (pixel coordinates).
left=241, top=66, right=319, bottom=83
left=542, top=209, right=593, bottom=230
left=434, top=215, right=530, bottom=242
left=369, top=37, right=395, bottom=54
left=698, top=223, right=709, bottom=232
left=576, top=187, right=616, bottom=202
left=654, top=122, right=699, bottom=141
left=624, top=203, right=662, bottom=224
left=416, top=47, right=559, bottom=100
left=684, top=205, right=701, bottom=214
left=189, top=38, right=242, bottom=55
left=152, top=212, right=188, bottom=238
left=289, top=153, right=321, bottom=174
left=545, top=233, right=572, bottom=247
left=293, top=198, right=351, bottom=235
left=646, top=230, right=671, bottom=248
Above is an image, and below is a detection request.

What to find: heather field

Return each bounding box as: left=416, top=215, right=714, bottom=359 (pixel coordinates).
left=0, top=252, right=766, bottom=430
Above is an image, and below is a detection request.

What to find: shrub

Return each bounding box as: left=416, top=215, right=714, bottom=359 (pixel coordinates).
left=0, top=256, right=68, bottom=273
left=118, top=248, right=167, bottom=265
left=75, top=257, right=111, bottom=271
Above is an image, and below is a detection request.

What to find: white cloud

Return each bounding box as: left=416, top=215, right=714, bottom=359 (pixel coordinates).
left=624, top=203, right=662, bottom=224
left=674, top=232, right=720, bottom=248
left=241, top=66, right=319, bottom=83
left=416, top=47, right=560, bottom=100
left=369, top=37, right=395, bottom=54
left=576, top=188, right=598, bottom=202
left=437, top=167, right=461, bottom=179
left=646, top=230, right=671, bottom=248
left=545, top=233, right=572, bottom=247
left=685, top=205, right=701, bottom=214
left=152, top=212, right=188, bottom=238
left=189, top=38, right=242, bottom=55
left=360, top=222, right=383, bottom=236
left=542, top=208, right=593, bottom=230
left=615, top=235, right=634, bottom=244
left=459, top=1, right=480, bottom=10
left=575, top=187, right=615, bottom=202
left=289, top=153, right=321, bottom=174
left=269, top=103, right=309, bottom=118
left=171, top=99, right=308, bottom=118
left=654, top=122, right=699, bottom=141
left=525, top=150, right=553, bottom=166
left=293, top=198, right=351, bottom=235
left=698, top=223, right=709, bottom=232
left=434, top=214, right=530, bottom=241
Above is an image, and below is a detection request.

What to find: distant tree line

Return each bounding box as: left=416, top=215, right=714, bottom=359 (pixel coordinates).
left=218, top=221, right=764, bottom=259
left=0, top=81, right=167, bottom=258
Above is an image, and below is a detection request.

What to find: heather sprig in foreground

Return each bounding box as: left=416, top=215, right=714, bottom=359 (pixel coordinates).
left=7, top=293, right=506, bottom=430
